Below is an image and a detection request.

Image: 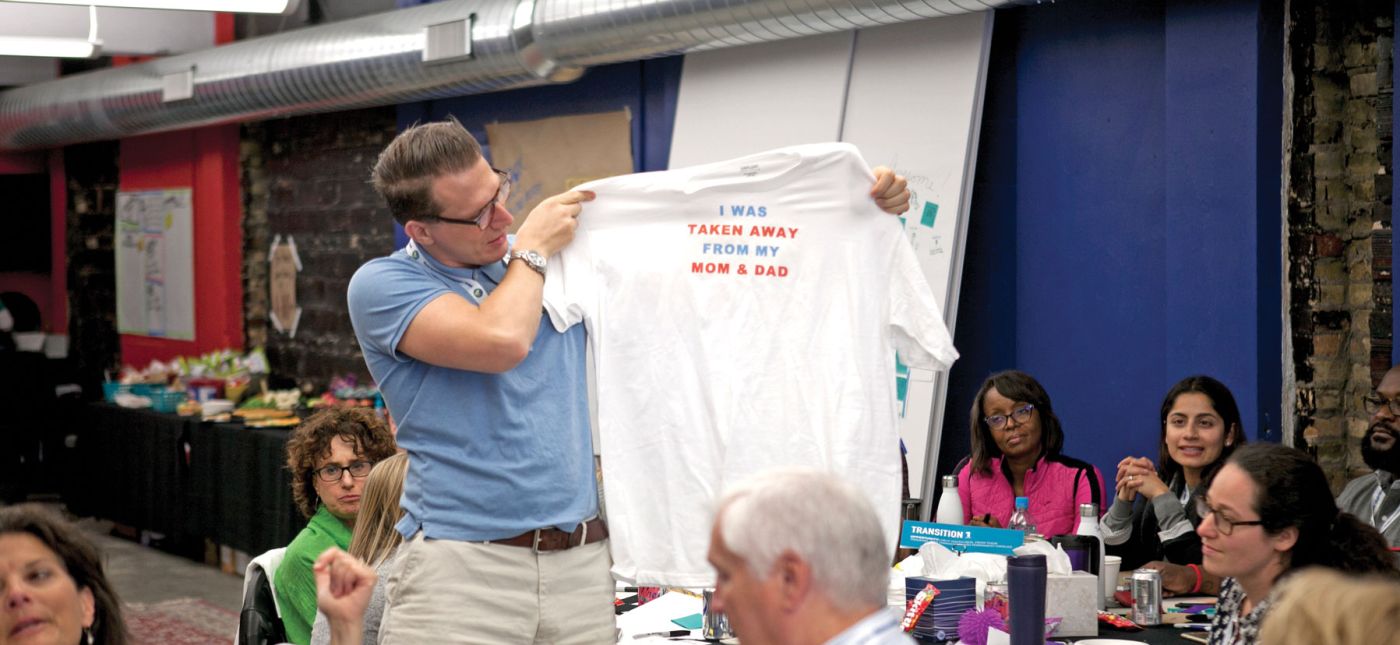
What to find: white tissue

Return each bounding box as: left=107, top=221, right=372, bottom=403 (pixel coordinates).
left=888, top=555, right=926, bottom=607
left=902, top=542, right=1009, bottom=607
left=1011, top=540, right=1073, bottom=575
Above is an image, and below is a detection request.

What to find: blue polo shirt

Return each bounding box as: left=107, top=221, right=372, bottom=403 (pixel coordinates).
left=347, top=243, right=596, bottom=541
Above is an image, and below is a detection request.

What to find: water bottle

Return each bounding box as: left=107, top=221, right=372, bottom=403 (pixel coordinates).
left=1075, top=503, right=1106, bottom=610
left=935, top=475, right=964, bottom=524
left=1007, top=496, right=1038, bottom=537
left=1007, top=554, right=1047, bottom=645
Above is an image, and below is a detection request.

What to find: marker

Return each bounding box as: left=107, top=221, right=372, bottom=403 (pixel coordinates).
left=632, top=630, right=692, bottom=639
left=1174, top=623, right=1211, bottom=630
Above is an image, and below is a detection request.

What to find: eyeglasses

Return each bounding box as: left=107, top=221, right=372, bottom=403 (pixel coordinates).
left=984, top=403, right=1035, bottom=431
left=1363, top=394, right=1400, bottom=416
left=429, top=168, right=512, bottom=230
left=314, top=460, right=373, bottom=483
left=1194, top=497, right=1265, bottom=535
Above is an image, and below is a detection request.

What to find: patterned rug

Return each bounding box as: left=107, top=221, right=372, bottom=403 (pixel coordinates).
left=123, top=598, right=238, bottom=645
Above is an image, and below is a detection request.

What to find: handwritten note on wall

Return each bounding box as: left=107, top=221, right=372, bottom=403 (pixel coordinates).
left=116, top=188, right=194, bottom=340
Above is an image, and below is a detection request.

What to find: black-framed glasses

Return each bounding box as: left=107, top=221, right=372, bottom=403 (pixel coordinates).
left=1194, top=497, right=1265, bottom=535
left=1363, top=394, right=1400, bottom=416
left=314, top=460, right=373, bottom=483
left=429, top=168, right=512, bottom=230
left=984, top=403, right=1035, bottom=431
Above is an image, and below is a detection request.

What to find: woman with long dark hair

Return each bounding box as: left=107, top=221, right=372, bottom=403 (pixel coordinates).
left=1103, top=375, right=1246, bottom=594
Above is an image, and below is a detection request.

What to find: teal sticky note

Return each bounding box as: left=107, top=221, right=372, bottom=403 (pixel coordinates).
left=920, top=202, right=939, bottom=229
left=672, top=613, right=704, bottom=630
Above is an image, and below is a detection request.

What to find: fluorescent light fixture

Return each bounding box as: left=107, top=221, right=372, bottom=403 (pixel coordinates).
left=0, top=0, right=298, bottom=14
left=0, top=36, right=100, bottom=58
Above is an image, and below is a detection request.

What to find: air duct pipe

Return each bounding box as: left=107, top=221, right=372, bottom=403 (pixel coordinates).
left=0, top=0, right=1044, bottom=149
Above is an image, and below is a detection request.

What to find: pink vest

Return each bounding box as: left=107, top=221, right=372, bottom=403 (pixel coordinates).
left=956, top=455, right=1105, bottom=537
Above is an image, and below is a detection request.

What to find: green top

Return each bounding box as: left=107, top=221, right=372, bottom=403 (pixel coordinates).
left=275, top=505, right=353, bottom=645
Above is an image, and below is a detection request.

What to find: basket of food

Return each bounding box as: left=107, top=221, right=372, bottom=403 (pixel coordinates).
left=148, top=387, right=188, bottom=414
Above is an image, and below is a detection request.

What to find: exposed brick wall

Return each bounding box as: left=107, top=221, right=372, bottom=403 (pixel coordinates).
left=63, top=142, right=121, bottom=393
left=1288, top=0, right=1393, bottom=491
left=241, top=108, right=398, bottom=391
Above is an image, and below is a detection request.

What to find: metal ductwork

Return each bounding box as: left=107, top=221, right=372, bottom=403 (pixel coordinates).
left=0, top=0, right=1043, bottom=150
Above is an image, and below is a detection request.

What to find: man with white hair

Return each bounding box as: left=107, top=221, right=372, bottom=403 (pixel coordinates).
left=707, top=469, right=914, bottom=645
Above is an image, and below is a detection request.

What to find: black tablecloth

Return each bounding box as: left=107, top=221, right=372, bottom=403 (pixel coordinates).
left=75, top=403, right=304, bottom=557
left=187, top=420, right=304, bottom=555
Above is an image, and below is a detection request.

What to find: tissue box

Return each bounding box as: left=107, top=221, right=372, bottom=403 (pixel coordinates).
left=1044, top=571, right=1098, bottom=637
left=904, top=576, right=977, bottom=643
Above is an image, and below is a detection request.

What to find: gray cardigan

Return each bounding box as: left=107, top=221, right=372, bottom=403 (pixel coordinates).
left=309, top=549, right=402, bottom=645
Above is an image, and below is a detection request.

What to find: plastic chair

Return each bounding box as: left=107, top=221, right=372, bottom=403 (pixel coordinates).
left=235, top=547, right=288, bottom=645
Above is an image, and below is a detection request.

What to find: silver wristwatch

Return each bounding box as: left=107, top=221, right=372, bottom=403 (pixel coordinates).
left=509, top=249, right=547, bottom=278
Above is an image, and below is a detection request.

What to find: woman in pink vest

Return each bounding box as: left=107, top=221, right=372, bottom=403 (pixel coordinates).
left=956, top=370, right=1105, bottom=537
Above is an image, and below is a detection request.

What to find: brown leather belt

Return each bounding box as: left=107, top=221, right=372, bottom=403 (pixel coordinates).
left=489, top=518, right=609, bottom=553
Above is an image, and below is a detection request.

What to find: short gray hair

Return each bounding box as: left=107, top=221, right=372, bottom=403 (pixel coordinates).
left=716, top=468, right=890, bottom=610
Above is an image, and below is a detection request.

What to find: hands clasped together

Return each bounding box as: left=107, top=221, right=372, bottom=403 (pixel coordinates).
left=1115, top=455, right=1168, bottom=502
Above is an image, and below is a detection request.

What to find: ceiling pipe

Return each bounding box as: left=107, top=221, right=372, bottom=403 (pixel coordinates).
left=0, top=0, right=1046, bottom=150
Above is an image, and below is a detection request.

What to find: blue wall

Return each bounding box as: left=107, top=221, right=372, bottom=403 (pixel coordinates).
left=940, top=0, right=1283, bottom=490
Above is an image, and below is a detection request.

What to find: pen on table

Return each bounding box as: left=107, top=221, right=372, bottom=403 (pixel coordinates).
left=633, top=630, right=692, bottom=639
left=1174, top=623, right=1211, bottom=630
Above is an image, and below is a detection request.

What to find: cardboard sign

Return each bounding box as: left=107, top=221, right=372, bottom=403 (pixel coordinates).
left=485, top=110, right=634, bottom=230
left=899, top=521, right=1025, bottom=555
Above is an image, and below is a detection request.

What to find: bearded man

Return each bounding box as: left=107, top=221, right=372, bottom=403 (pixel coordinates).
left=1339, top=364, right=1400, bottom=546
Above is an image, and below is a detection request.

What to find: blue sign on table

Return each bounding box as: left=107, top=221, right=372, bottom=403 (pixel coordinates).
left=899, top=521, right=1024, bottom=555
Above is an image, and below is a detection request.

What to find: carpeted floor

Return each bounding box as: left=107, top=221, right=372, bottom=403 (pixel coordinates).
left=123, top=598, right=239, bottom=645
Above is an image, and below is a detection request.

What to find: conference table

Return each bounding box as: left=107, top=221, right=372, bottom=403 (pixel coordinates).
left=71, top=403, right=304, bottom=558
left=75, top=403, right=1214, bottom=644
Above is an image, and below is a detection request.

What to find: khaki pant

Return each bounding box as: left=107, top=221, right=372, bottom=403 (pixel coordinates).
left=378, top=533, right=616, bottom=645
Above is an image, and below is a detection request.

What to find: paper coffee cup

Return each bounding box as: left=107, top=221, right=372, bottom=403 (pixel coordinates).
left=1103, top=555, right=1123, bottom=602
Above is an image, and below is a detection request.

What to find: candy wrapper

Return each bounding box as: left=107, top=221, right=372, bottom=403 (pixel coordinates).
left=902, top=583, right=941, bottom=632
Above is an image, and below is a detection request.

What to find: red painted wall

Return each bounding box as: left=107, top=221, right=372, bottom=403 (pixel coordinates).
left=117, top=126, right=242, bottom=367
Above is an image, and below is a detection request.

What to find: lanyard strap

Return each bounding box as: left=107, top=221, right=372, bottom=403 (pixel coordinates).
left=1372, top=483, right=1399, bottom=534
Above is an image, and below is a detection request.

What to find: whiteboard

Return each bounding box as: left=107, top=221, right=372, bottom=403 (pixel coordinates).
left=668, top=31, right=855, bottom=168
left=115, top=188, right=195, bottom=340
left=669, top=13, right=993, bottom=509
left=841, top=13, right=993, bottom=513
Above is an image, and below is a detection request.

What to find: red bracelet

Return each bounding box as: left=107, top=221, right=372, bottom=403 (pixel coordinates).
left=1187, top=563, right=1203, bottom=594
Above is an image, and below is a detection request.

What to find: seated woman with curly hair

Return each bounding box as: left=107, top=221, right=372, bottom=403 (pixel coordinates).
left=277, top=407, right=397, bottom=645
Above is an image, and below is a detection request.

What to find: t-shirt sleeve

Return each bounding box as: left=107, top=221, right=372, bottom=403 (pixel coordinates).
left=347, top=258, right=453, bottom=362
left=887, top=234, right=959, bottom=370
left=542, top=216, right=597, bottom=332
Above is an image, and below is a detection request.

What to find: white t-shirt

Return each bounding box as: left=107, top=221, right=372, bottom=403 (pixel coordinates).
left=543, top=142, right=959, bottom=586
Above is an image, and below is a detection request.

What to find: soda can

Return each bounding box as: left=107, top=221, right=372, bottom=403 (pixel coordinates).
left=1130, top=568, right=1163, bottom=625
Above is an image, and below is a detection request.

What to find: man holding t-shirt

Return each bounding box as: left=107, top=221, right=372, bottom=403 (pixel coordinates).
left=348, top=119, right=910, bottom=643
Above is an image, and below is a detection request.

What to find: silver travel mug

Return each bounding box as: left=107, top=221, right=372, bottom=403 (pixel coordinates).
left=702, top=589, right=734, bottom=640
